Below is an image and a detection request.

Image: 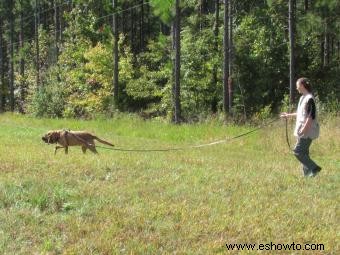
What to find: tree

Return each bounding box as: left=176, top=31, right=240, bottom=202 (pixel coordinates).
left=0, top=4, right=5, bottom=112
left=304, top=0, right=309, bottom=12
left=288, top=0, right=295, bottom=107
left=54, top=0, right=60, bottom=63
left=172, top=0, right=181, bottom=123
left=199, top=0, right=205, bottom=31
left=35, top=0, right=40, bottom=89
left=228, top=0, right=233, bottom=114
left=19, top=0, right=26, bottom=113
left=140, top=0, right=145, bottom=50
left=8, top=0, right=14, bottom=111
left=223, top=0, right=229, bottom=117
left=112, top=0, right=119, bottom=109
left=0, top=0, right=338, bottom=118
left=210, top=0, right=219, bottom=113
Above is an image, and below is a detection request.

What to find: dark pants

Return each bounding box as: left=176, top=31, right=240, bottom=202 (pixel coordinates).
left=293, top=138, right=320, bottom=176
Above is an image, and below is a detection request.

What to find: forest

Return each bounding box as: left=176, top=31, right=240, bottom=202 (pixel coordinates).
left=0, top=0, right=339, bottom=121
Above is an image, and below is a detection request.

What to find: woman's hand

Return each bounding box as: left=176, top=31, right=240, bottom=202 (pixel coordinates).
left=280, top=112, right=289, bottom=118
left=298, top=128, right=305, bottom=136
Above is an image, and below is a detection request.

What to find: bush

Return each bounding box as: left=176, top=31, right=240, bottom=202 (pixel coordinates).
left=29, top=83, right=65, bottom=118
left=318, top=92, right=339, bottom=116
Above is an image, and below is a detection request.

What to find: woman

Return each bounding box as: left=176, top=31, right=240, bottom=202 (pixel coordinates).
left=280, top=77, right=321, bottom=177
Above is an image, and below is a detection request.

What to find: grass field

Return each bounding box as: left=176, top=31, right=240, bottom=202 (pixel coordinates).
left=0, top=113, right=339, bottom=255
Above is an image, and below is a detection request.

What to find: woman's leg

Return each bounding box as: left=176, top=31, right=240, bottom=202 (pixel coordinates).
left=293, top=138, right=320, bottom=176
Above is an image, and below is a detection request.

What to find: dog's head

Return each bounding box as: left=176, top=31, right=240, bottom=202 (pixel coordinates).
left=42, top=131, right=60, bottom=144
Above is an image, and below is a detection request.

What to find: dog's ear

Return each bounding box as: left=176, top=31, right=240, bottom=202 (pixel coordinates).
left=50, top=131, right=60, bottom=143
left=46, top=131, right=60, bottom=143
left=46, top=132, right=52, bottom=143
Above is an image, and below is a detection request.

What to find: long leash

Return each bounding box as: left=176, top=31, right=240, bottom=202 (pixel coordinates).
left=285, top=117, right=293, bottom=151
left=94, top=118, right=280, bottom=152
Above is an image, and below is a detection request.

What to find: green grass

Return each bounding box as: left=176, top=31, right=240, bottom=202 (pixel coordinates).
left=0, top=113, right=339, bottom=254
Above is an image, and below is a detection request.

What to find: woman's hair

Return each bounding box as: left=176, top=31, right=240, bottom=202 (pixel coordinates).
left=297, top=77, right=312, bottom=92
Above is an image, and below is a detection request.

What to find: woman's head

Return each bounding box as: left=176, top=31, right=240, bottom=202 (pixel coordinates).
left=296, top=77, right=312, bottom=94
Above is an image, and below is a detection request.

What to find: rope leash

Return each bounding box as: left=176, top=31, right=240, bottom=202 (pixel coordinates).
left=94, top=118, right=280, bottom=152
left=285, top=117, right=293, bottom=151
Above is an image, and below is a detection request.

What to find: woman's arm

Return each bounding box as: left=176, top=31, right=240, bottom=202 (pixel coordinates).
left=280, top=112, right=297, bottom=118
left=299, top=98, right=316, bottom=135
left=299, top=116, right=312, bottom=135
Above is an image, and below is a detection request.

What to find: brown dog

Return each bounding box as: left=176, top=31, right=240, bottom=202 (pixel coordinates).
left=42, top=130, right=114, bottom=154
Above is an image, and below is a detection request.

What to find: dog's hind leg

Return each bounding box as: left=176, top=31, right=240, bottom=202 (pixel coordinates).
left=64, top=146, right=69, bottom=154
left=88, top=145, right=98, bottom=154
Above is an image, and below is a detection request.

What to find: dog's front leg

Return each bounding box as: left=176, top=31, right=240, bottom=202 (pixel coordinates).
left=55, top=146, right=64, bottom=155
left=54, top=146, right=64, bottom=155
left=64, top=146, right=69, bottom=154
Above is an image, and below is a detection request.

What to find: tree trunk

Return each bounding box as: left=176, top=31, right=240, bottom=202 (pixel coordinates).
left=173, top=0, right=181, bottom=123
left=323, top=21, right=329, bottom=67
left=122, top=1, right=127, bottom=35
left=211, top=0, right=219, bottom=113
left=130, top=5, right=135, bottom=53
left=223, top=0, right=229, bottom=117
left=320, top=39, right=324, bottom=67
left=59, top=1, right=64, bottom=42
left=332, top=37, right=335, bottom=60
left=19, top=7, right=26, bottom=113
left=9, top=0, right=14, bottom=111
left=146, top=2, right=150, bottom=42
left=112, top=0, right=119, bottom=109
left=288, top=0, right=295, bottom=107
left=214, top=0, right=219, bottom=58
left=228, top=0, right=233, bottom=114
left=0, top=17, right=5, bottom=112
left=139, top=0, right=144, bottom=51
left=41, top=1, right=47, bottom=30
left=199, top=0, right=204, bottom=31
left=54, top=0, right=60, bottom=63
left=304, top=0, right=309, bottom=12
left=68, top=0, right=73, bottom=11
left=35, top=0, right=40, bottom=89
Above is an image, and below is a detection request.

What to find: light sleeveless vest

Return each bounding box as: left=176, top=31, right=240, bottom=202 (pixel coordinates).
left=294, top=93, right=319, bottom=139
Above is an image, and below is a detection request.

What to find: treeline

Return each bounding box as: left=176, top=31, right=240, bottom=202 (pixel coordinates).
left=0, top=0, right=339, bottom=121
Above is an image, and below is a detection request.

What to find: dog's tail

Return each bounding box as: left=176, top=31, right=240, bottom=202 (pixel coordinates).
left=94, top=136, right=114, bottom=147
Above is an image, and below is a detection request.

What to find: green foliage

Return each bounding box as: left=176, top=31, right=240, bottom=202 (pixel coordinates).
left=235, top=9, right=288, bottom=115
left=126, top=35, right=171, bottom=113
left=4, top=0, right=339, bottom=119
left=254, top=104, right=272, bottom=122
left=63, top=6, right=99, bottom=43
left=318, top=92, right=340, bottom=116
left=280, top=94, right=291, bottom=113
left=58, top=36, right=91, bottom=118
left=180, top=26, right=221, bottom=119
left=56, top=8, right=117, bottom=118
left=150, top=0, right=174, bottom=23
left=80, top=42, right=113, bottom=114
left=28, top=69, right=66, bottom=118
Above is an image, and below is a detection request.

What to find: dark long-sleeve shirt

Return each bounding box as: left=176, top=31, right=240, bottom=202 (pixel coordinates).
left=306, top=98, right=316, bottom=119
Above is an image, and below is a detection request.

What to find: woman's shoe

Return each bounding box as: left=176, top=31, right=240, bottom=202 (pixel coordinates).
left=309, top=166, right=322, bottom=177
